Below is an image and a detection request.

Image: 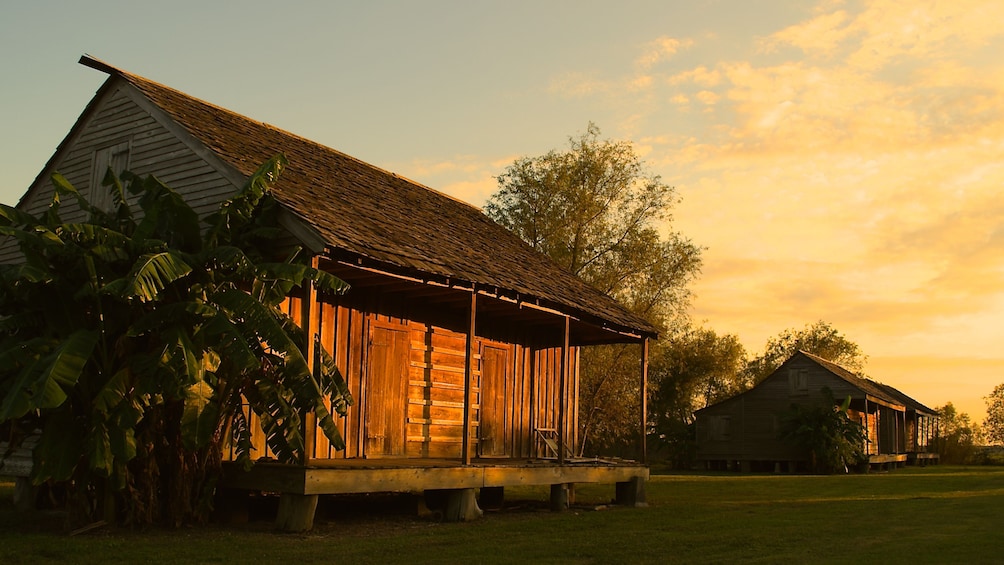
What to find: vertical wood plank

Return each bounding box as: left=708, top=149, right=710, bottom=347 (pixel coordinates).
left=572, top=347, right=580, bottom=455
left=527, top=346, right=537, bottom=458
left=461, top=292, right=477, bottom=465
left=357, top=312, right=369, bottom=458
left=315, top=300, right=336, bottom=458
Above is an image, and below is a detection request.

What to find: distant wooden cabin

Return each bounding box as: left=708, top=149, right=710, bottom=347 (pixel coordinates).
left=2, top=56, right=655, bottom=527
left=695, top=351, right=939, bottom=472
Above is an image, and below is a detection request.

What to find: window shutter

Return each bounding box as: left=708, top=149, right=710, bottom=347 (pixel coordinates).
left=90, top=141, right=131, bottom=211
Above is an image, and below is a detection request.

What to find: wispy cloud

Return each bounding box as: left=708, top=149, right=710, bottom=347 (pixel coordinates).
left=391, top=155, right=505, bottom=207
left=636, top=36, right=694, bottom=70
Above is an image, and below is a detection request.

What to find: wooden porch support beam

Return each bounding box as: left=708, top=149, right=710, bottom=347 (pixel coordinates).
left=640, top=338, right=649, bottom=463
left=461, top=291, right=477, bottom=465
left=276, top=494, right=319, bottom=532
left=615, top=476, right=648, bottom=507
left=558, top=315, right=570, bottom=465
left=300, top=254, right=320, bottom=464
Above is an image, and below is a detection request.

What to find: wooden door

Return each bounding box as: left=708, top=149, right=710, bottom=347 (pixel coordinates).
left=479, top=345, right=509, bottom=457
left=365, top=325, right=410, bottom=457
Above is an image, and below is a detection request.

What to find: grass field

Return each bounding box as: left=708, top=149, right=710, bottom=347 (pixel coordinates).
left=2, top=466, right=1002, bottom=564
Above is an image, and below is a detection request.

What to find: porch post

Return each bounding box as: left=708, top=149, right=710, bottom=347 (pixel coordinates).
left=640, top=338, right=649, bottom=463
left=557, top=315, right=570, bottom=465
left=903, top=409, right=911, bottom=453
left=461, top=291, right=477, bottom=465
left=899, top=409, right=907, bottom=453
left=300, top=254, right=320, bottom=464
left=277, top=255, right=322, bottom=532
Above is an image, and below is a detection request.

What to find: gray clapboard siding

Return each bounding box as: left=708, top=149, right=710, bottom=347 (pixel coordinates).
left=11, top=83, right=237, bottom=223
left=0, top=82, right=239, bottom=266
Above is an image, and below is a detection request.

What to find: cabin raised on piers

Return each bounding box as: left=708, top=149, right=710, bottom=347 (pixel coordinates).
left=5, top=55, right=655, bottom=530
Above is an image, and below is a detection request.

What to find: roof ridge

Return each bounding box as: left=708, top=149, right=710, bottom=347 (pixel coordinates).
left=74, top=54, right=658, bottom=339
left=78, top=55, right=483, bottom=213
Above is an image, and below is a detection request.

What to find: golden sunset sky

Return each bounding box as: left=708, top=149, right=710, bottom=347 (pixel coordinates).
left=2, top=1, right=1000, bottom=422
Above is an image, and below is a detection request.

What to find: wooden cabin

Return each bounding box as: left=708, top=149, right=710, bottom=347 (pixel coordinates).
left=3, top=56, right=655, bottom=527
left=695, top=351, right=939, bottom=472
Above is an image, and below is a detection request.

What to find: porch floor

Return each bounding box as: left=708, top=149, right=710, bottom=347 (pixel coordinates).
left=221, top=457, right=649, bottom=496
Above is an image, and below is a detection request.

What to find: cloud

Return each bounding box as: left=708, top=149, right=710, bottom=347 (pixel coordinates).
left=539, top=0, right=1004, bottom=379
left=636, top=36, right=694, bottom=70
left=759, top=0, right=1004, bottom=72
left=758, top=9, right=850, bottom=56
left=391, top=155, right=504, bottom=208
left=695, top=90, right=720, bottom=106
left=668, top=66, right=722, bottom=88
left=547, top=71, right=610, bottom=98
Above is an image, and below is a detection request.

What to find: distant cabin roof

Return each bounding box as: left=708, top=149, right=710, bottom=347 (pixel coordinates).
left=76, top=56, right=656, bottom=341
left=695, top=350, right=938, bottom=415
left=797, top=351, right=937, bottom=415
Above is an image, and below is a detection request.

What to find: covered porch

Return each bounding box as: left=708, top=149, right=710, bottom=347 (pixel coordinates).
left=852, top=394, right=940, bottom=469
left=220, top=252, right=655, bottom=530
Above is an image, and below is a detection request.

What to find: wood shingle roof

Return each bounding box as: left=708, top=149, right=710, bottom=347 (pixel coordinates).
left=80, top=56, right=656, bottom=341
left=799, top=351, right=936, bottom=414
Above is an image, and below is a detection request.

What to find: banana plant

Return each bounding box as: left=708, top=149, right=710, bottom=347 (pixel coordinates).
left=778, top=387, right=867, bottom=473
left=0, top=155, right=351, bottom=524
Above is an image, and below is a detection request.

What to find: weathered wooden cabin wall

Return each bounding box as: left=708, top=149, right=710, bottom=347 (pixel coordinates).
left=696, top=355, right=893, bottom=464
left=857, top=409, right=880, bottom=455
left=229, top=294, right=580, bottom=462
left=906, top=418, right=918, bottom=452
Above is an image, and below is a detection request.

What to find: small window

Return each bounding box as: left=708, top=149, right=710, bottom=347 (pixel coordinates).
left=90, top=141, right=131, bottom=211
left=710, top=415, right=731, bottom=441
left=788, top=368, right=809, bottom=395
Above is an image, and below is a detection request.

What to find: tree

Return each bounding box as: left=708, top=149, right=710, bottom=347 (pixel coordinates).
left=933, top=402, right=983, bottom=464
left=744, top=320, right=865, bottom=385
left=648, top=326, right=746, bottom=467
left=485, top=124, right=702, bottom=454
left=778, top=387, right=866, bottom=474
left=0, top=156, right=352, bottom=526
left=985, top=384, right=1004, bottom=446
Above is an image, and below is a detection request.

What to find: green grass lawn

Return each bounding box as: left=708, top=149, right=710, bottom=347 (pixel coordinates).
left=2, top=466, right=1002, bottom=564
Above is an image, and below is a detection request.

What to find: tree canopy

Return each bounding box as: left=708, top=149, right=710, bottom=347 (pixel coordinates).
left=0, top=156, right=352, bottom=526
left=743, top=320, right=866, bottom=384
left=933, top=402, right=983, bottom=464
left=983, top=384, right=1004, bottom=446
left=486, top=123, right=702, bottom=329
left=485, top=124, right=702, bottom=454
left=648, top=325, right=747, bottom=466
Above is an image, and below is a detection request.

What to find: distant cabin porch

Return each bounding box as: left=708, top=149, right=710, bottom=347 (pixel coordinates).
left=700, top=395, right=939, bottom=473
left=851, top=397, right=940, bottom=469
